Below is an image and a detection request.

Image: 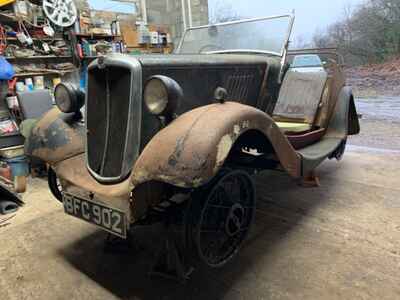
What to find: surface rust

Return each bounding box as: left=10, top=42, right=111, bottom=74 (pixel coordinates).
left=131, top=101, right=301, bottom=189
left=25, top=108, right=85, bottom=164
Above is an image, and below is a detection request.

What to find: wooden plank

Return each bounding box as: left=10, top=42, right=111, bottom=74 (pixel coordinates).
left=120, top=22, right=139, bottom=48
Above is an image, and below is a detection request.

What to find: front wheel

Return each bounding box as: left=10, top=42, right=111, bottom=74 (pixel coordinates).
left=48, top=167, right=63, bottom=202
left=191, top=170, right=256, bottom=268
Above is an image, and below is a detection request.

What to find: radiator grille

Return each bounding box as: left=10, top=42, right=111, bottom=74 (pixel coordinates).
left=225, top=74, right=254, bottom=103
left=87, top=65, right=132, bottom=179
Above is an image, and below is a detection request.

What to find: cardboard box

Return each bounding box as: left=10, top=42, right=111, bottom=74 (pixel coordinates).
left=120, top=22, right=139, bottom=47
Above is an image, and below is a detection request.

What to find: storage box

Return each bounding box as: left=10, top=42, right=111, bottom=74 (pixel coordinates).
left=0, top=145, right=25, bottom=158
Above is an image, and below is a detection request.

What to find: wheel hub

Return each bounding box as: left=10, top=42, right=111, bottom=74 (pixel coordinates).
left=225, top=203, right=245, bottom=237
left=192, top=170, right=256, bottom=268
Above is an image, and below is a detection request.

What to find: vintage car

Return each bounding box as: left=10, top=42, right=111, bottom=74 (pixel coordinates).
left=25, top=14, right=359, bottom=272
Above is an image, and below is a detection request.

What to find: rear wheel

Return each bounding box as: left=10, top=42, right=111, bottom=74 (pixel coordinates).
left=48, top=167, right=63, bottom=202
left=191, top=170, right=256, bottom=268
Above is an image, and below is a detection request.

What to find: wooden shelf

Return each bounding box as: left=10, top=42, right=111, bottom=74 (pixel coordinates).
left=82, top=56, right=99, bottom=59
left=6, top=37, right=65, bottom=42
left=14, top=70, right=76, bottom=77
left=0, top=12, right=18, bottom=23
left=5, top=55, right=72, bottom=60
left=73, top=33, right=121, bottom=39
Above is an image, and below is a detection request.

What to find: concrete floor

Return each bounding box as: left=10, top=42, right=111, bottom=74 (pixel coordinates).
left=1, top=102, right=400, bottom=299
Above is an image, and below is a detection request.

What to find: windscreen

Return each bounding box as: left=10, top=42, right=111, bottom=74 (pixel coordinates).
left=177, top=15, right=293, bottom=56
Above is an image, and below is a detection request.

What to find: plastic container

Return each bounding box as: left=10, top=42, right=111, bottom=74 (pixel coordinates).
left=6, top=95, right=19, bottom=109
left=16, top=82, right=25, bottom=92
left=0, top=164, right=12, bottom=182
left=4, top=156, right=29, bottom=179
left=25, top=78, right=34, bottom=91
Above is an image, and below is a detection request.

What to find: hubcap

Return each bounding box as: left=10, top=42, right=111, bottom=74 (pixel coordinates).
left=225, top=203, right=245, bottom=237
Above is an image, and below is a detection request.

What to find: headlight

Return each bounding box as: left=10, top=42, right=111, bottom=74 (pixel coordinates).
left=144, top=76, right=183, bottom=117
left=54, top=83, right=85, bottom=113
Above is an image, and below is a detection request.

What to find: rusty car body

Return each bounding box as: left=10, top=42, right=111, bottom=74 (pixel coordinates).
left=25, top=14, right=359, bottom=270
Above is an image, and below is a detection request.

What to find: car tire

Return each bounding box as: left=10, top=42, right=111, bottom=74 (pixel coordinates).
left=48, top=167, right=63, bottom=202
left=188, top=169, right=256, bottom=268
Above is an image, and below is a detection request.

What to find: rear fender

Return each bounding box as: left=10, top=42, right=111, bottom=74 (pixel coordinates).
left=131, top=102, right=302, bottom=189
left=348, top=93, right=360, bottom=135
left=25, top=108, right=85, bottom=164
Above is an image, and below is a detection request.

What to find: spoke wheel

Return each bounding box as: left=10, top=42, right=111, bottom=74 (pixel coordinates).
left=194, top=170, right=256, bottom=268
left=48, top=167, right=63, bottom=202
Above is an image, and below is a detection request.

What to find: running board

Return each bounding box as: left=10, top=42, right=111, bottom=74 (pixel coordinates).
left=297, top=137, right=343, bottom=175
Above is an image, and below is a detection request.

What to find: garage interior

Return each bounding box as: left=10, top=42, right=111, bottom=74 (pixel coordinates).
left=1, top=1, right=400, bottom=300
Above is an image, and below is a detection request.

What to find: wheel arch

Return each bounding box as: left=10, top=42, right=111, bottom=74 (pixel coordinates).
left=348, top=92, right=360, bottom=135
left=131, top=102, right=301, bottom=189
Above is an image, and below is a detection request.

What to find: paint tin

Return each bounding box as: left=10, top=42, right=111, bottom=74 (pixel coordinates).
left=6, top=96, right=19, bottom=109
left=33, top=76, right=45, bottom=90
left=24, top=78, right=34, bottom=91
left=16, top=82, right=25, bottom=92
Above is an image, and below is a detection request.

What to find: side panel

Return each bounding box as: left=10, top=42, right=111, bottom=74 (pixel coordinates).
left=25, top=108, right=85, bottom=164
left=131, top=101, right=302, bottom=189
left=140, top=64, right=268, bottom=151
left=298, top=87, right=359, bottom=173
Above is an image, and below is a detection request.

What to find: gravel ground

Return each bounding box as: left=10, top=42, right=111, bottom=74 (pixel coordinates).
left=350, top=98, right=400, bottom=150
left=0, top=97, right=399, bottom=300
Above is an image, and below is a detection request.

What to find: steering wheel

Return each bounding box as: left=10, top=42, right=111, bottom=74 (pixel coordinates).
left=198, top=44, right=224, bottom=53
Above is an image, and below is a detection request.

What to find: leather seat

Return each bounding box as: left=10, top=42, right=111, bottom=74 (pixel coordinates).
left=276, top=122, right=311, bottom=133
left=273, top=68, right=328, bottom=126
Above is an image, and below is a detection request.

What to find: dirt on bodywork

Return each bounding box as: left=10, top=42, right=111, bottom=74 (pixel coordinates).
left=131, top=102, right=302, bottom=189
left=25, top=108, right=85, bottom=164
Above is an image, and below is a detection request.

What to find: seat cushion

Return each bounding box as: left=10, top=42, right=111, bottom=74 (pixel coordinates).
left=273, top=68, right=328, bottom=123
left=276, top=122, right=311, bottom=133
left=17, top=90, right=54, bottom=120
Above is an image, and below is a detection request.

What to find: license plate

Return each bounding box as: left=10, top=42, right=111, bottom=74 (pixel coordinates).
left=63, top=193, right=127, bottom=238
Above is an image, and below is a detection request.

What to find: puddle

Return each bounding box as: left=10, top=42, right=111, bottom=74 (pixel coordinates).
left=347, top=145, right=400, bottom=154
left=356, top=97, right=400, bottom=122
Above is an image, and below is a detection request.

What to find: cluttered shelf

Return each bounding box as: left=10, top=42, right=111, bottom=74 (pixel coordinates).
left=14, top=70, right=76, bottom=77
left=72, top=33, right=121, bottom=39
left=0, top=12, right=18, bottom=23
left=81, top=56, right=100, bottom=59
left=6, top=37, right=65, bottom=42
left=5, top=55, right=73, bottom=60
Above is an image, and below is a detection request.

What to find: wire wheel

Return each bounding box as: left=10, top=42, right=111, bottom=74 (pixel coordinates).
left=48, top=167, right=63, bottom=202
left=194, top=170, right=256, bottom=268
left=43, top=0, right=78, bottom=28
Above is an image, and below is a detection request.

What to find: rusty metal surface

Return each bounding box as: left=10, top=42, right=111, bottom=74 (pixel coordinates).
left=131, top=101, right=302, bottom=189
left=53, top=154, right=132, bottom=199
left=298, top=86, right=356, bottom=173
left=321, top=59, right=346, bottom=128
left=25, top=108, right=85, bottom=164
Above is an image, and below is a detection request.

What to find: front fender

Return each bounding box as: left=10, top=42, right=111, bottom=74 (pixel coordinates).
left=25, top=108, right=85, bottom=164
left=131, top=102, right=301, bottom=189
